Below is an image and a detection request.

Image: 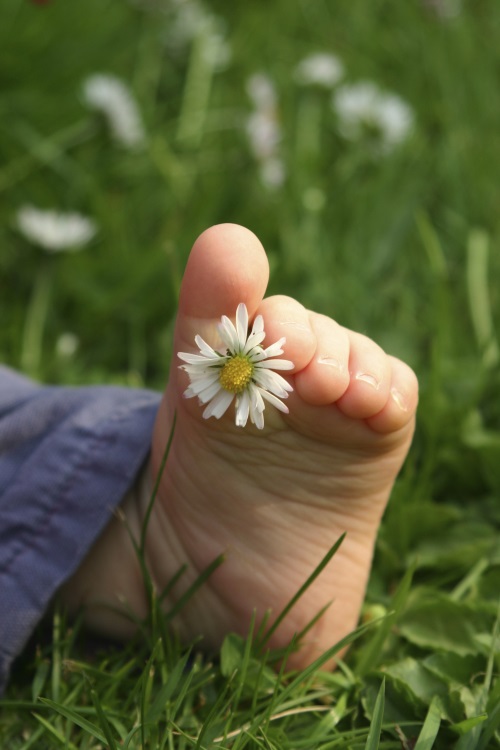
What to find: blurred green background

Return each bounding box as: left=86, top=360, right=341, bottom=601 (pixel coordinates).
left=2, top=0, right=500, bottom=524
left=2, top=2, right=500, bottom=744
left=2, top=0, right=499, bottom=391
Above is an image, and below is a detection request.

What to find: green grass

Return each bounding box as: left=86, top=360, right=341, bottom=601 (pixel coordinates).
left=1, top=0, right=500, bottom=746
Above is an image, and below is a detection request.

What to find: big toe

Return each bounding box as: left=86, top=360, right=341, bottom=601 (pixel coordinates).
left=176, top=224, right=269, bottom=348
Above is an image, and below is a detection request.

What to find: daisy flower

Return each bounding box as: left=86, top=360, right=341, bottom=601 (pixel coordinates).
left=332, top=81, right=414, bottom=153
left=422, top=0, right=462, bottom=19
left=294, top=52, right=344, bottom=88
left=82, top=74, right=146, bottom=149
left=55, top=332, right=80, bottom=358
left=245, top=74, right=286, bottom=191
left=16, top=205, right=97, bottom=252
left=178, top=303, right=294, bottom=429
left=163, top=0, right=232, bottom=70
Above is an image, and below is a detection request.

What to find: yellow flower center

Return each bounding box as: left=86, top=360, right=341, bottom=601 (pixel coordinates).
left=219, top=355, right=254, bottom=394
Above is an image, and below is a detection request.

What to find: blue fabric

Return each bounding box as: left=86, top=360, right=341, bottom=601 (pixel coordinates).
left=0, top=365, right=161, bottom=695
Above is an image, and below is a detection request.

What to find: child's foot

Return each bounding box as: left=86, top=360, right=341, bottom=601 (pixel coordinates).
left=65, top=224, right=418, bottom=670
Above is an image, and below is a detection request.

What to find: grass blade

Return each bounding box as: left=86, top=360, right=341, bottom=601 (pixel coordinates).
left=276, top=615, right=379, bottom=708
left=356, top=563, right=415, bottom=676
left=31, top=713, right=75, bottom=749
left=476, top=700, right=500, bottom=750
left=140, top=412, right=176, bottom=555
left=159, top=562, right=188, bottom=604
left=35, top=702, right=102, bottom=746
left=364, top=677, right=385, bottom=750
left=466, top=229, right=499, bottom=368
left=414, top=695, right=442, bottom=750
left=90, top=689, right=119, bottom=750
left=165, top=553, right=225, bottom=622
left=257, top=533, right=346, bottom=651
left=20, top=260, right=52, bottom=378
left=416, top=212, right=448, bottom=280
left=145, top=648, right=192, bottom=725
left=476, top=603, right=500, bottom=750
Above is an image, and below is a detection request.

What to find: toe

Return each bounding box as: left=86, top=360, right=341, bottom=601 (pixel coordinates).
left=366, top=356, right=419, bottom=433
left=336, top=331, right=392, bottom=419
left=256, top=295, right=317, bottom=373
left=173, top=224, right=269, bottom=414
left=177, top=224, right=269, bottom=346
left=294, top=313, right=350, bottom=405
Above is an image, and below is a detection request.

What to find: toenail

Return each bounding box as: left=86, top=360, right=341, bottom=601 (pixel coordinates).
left=278, top=320, right=310, bottom=332
left=318, top=356, right=343, bottom=370
left=390, top=387, right=409, bottom=411
left=355, top=372, right=380, bottom=389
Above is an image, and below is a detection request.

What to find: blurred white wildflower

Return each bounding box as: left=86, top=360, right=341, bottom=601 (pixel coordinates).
left=422, top=0, right=462, bottom=18
left=163, top=0, right=231, bottom=70
left=260, top=158, right=286, bottom=190
left=201, top=23, right=232, bottom=69
left=56, top=332, right=80, bottom=358
left=82, top=74, right=146, bottom=148
left=332, top=81, right=414, bottom=152
left=245, top=111, right=281, bottom=161
left=127, top=0, right=167, bottom=10
left=166, top=0, right=207, bottom=41
left=247, top=73, right=277, bottom=111
left=245, top=74, right=285, bottom=190
left=294, top=52, right=344, bottom=88
left=16, top=206, right=97, bottom=252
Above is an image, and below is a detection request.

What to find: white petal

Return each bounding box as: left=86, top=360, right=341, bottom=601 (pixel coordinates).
left=251, top=314, right=264, bottom=335
left=180, top=364, right=220, bottom=381
left=184, top=370, right=218, bottom=390
left=258, top=387, right=290, bottom=413
left=257, top=358, right=294, bottom=370
left=253, top=368, right=292, bottom=396
left=235, top=391, right=250, bottom=427
left=243, top=329, right=266, bottom=353
left=218, top=316, right=239, bottom=352
left=236, top=303, right=249, bottom=349
left=248, top=347, right=267, bottom=362
left=178, top=351, right=216, bottom=365
left=202, top=389, right=234, bottom=420
left=184, top=372, right=219, bottom=396
left=250, top=383, right=266, bottom=413
left=181, top=365, right=213, bottom=380
left=180, top=365, right=209, bottom=380
left=250, top=396, right=265, bottom=429
left=194, top=335, right=221, bottom=359
left=185, top=373, right=220, bottom=399
left=263, top=337, right=287, bottom=357
left=197, top=379, right=224, bottom=404
left=254, top=412, right=265, bottom=429
left=250, top=340, right=287, bottom=361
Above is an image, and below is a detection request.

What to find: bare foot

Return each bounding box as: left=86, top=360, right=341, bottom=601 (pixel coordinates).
left=63, top=224, right=418, bottom=670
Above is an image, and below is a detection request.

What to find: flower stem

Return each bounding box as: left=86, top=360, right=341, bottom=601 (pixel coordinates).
left=176, top=26, right=216, bottom=149
left=20, top=259, right=52, bottom=378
